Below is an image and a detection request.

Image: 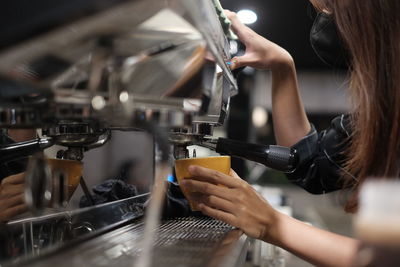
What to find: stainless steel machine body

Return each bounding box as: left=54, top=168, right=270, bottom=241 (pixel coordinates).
left=0, top=0, right=246, bottom=266
left=0, top=0, right=237, bottom=131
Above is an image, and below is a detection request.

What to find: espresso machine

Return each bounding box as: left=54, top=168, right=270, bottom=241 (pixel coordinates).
left=0, top=0, right=248, bottom=266
left=0, top=0, right=299, bottom=266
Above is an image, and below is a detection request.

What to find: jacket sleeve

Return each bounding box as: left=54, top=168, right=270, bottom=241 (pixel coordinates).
left=285, top=114, right=352, bottom=194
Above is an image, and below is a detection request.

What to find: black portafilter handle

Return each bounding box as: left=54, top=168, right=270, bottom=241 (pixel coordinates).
left=0, top=138, right=54, bottom=163
left=213, top=138, right=298, bottom=173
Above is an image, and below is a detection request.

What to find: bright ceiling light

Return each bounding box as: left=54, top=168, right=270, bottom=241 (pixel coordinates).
left=237, top=9, right=258, bottom=25
left=252, top=106, right=268, bottom=128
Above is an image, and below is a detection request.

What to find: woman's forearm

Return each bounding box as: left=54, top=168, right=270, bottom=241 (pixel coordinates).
left=266, top=212, right=359, bottom=267
left=271, top=61, right=311, bottom=147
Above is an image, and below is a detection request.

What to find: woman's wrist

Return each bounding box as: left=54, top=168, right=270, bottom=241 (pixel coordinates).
left=260, top=208, right=287, bottom=245
left=270, top=54, right=295, bottom=76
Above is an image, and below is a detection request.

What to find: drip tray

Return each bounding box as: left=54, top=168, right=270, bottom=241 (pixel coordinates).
left=26, top=217, right=247, bottom=267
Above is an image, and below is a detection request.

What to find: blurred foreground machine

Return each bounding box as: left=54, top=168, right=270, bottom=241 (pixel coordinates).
left=0, top=0, right=250, bottom=266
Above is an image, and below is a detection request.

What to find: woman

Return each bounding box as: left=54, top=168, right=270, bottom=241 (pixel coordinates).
left=181, top=0, right=400, bottom=266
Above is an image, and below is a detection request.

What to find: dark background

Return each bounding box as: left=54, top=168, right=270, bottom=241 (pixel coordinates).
left=221, top=0, right=325, bottom=70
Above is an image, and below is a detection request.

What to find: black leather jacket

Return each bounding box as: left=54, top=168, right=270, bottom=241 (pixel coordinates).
left=286, top=114, right=353, bottom=194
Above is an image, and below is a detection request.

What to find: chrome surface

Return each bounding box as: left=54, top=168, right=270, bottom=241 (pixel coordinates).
left=129, top=109, right=194, bottom=129
left=0, top=0, right=240, bottom=266
left=0, top=106, right=45, bottom=128
left=0, top=0, right=237, bottom=130
left=50, top=171, right=69, bottom=209
left=83, top=130, right=111, bottom=150
left=18, top=217, right=248, bottom=267
left=173, top=145, right=189, bottom=159
left=24, top=154, right=53, bottom=215
left=198, top=138, right=219, bottom=151
left=168, top=124, right=214, bottom=149
left=0, top=138, right=54, bottom=163
left=56, top=147, right=84, bottom=162
left=1, top=194, right=148, bottom=266
left=192, top=123, right=215, bottom=136
left=42, top=121, right=107, bottom=147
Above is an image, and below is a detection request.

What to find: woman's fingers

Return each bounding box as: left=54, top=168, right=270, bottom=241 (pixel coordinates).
left=223, top=9, right=257, bottom=70
left=8, top=203, right=28, bottom=217
left=187, top=165, right=242, bottom=188
left=1, top=172, right=25, bottom=185
left=198, top=203, right=237, bottom=227
left=230, top=54, right=257, bottom=70
left=1, top=194, right=25, bottom=208
left=0, top=203, right=28, bottom=222
left=0, top=194, right=26, bottom=222
left=182, top=179, right=233, bottom=201
left=0, top=184, right=25, bottom=198
left=229, top=169, right=241, bottom=179
left=0, top=173, right=27, bottom=222
left=224, top=9, right=251, bottom=42
left=199, top=194, right=236, bottom=213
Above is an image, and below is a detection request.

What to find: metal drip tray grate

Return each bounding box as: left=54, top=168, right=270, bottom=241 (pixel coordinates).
left=150, top=218, right=234, bottom=266
left=27, top=217, right=237, bottom=267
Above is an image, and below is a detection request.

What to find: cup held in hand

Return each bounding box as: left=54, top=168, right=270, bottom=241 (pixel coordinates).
left=174, top=156, right=231, bottom=211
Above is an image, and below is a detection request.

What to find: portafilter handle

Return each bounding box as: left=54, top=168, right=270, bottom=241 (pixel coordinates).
left=200, top=138, right=298, bottom=173
left=0, top=138, right=54, bottom=163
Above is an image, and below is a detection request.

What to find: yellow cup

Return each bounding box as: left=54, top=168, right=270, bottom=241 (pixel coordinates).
left=174, top=156, right=231, bottom=211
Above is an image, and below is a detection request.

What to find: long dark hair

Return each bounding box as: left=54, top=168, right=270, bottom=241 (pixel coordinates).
left=309, top=0, right=400, bottom=211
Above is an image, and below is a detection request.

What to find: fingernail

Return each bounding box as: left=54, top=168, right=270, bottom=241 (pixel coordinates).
left=226, top=61, right=232, bottom=66
left=230, top=59, right=237, bottom=70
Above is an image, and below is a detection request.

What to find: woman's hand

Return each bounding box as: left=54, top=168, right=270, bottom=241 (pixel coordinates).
left=181, top=165, right=280, bottom=241
left=0, top=173, right=28, bottom=222
left=225, top=10, right=310, bottom=146
left=225, top=10, right=294, bottom=71
left=181, top=166, right=359, bottom=267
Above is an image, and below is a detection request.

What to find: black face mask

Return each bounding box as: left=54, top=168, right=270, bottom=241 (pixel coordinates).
left=310, top=12, right=349, bottom=68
